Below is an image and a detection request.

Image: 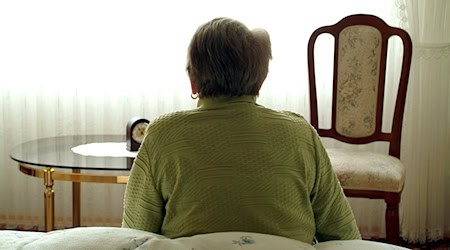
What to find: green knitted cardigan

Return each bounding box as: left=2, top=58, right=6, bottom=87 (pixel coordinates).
left=122, top=96, right=360, bottom=244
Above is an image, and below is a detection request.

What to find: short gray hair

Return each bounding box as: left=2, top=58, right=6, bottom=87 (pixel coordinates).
left=187, top=17, right=272, bottom=97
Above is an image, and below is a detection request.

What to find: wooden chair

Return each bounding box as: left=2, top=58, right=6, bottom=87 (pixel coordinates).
left=307, top=14, right=412, bottom=244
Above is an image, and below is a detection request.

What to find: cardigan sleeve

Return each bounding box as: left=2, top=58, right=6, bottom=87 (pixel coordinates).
left=309, top=135, right=361, bottom=242
left=121, top=141, right=164, bottom=233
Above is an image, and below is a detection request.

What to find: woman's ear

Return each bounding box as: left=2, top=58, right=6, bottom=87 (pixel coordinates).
left=258, top=73, right=268, bottom=91
left=191, top=82, right=198, bottom=94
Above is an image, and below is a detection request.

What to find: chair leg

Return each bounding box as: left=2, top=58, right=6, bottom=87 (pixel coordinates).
left=385, top=194, right=400, bottom=245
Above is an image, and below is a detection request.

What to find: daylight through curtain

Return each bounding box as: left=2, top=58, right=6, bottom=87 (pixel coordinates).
left=396, top=0, right=450, bottom=243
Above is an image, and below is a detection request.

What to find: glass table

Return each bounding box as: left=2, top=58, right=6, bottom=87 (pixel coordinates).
left=10, top=135, right=135, bottom=232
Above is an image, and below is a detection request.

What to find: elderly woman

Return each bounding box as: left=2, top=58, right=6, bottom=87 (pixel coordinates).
left=122, top=17, right=361, bottom=244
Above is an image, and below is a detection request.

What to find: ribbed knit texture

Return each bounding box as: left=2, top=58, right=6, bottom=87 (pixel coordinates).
left=122, top=96, right=360, bottom=244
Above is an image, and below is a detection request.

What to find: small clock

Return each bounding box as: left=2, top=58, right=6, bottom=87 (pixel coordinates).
left=126, top=117, right=150, bottom=151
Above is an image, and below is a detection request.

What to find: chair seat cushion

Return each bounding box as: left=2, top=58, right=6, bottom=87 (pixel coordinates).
left=326, top=148, right=405, bottom=193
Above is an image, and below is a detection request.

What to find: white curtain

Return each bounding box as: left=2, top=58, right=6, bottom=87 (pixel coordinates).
left=0, top=0, right=448, bottom=243
left=396, top=0, right=450, bottom=243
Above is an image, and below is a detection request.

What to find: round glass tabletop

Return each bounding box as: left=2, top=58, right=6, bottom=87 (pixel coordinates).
left=10, top=135, right=135, bottom=171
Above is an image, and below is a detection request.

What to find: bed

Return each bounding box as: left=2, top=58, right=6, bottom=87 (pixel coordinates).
left=0, top=227, right=409, bottom=249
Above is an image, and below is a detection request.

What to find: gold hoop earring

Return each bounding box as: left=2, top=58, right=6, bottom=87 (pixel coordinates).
left=191, top=93, right=198, bottom=99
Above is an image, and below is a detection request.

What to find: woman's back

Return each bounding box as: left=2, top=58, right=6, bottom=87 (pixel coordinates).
left=122, top=96, right=360, bottom=243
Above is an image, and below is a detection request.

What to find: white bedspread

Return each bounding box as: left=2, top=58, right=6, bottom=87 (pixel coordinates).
left=0, top=227, right=409, bottom=250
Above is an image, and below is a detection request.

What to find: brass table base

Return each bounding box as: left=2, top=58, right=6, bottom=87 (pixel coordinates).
left=19, top=164, right=128, bottom=232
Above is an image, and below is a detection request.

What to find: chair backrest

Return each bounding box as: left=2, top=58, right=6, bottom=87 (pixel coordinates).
left=307, top=14, right=412, bottom=158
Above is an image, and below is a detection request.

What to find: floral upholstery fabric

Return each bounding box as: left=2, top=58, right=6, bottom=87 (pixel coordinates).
left=327, top=148, right=405, bottom=192
left=336, top=25, right=382, bottom=138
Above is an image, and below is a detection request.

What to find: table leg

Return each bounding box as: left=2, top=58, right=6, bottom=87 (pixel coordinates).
left=72, top=169, right=81, bottom=228
left=43, top=168, right=55, bottom=232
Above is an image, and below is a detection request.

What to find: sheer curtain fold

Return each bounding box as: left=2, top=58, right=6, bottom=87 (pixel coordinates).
left=396, top=0, right=450, bottom=243
left=0, top=0, right=448, bottom=243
